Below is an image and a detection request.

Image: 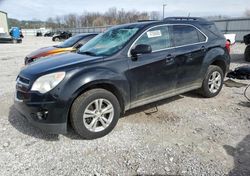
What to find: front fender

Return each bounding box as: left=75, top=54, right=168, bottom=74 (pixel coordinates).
left=59, top=67, right=130, bottom=112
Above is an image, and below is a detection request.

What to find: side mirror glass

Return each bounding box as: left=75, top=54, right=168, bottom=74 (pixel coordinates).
left=131, top=44, right=152, bottom=57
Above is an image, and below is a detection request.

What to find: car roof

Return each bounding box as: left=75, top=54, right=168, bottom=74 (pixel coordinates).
left=113, top=17, right=214, bottom=30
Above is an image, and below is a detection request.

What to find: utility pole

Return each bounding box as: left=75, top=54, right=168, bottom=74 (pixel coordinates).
left=163, top=4, right=167, bottom=19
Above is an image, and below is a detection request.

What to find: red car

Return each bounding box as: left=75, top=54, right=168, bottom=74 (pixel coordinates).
left=25, top=33, right=97, bottom=64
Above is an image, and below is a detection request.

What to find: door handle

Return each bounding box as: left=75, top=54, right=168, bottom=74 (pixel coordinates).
left=165, top=54, right=175, bottom=64
left=201, top=46, right=206, bottom=52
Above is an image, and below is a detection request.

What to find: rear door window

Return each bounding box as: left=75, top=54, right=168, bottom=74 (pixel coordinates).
left=133, top=26, right=171, bottom=52
left=173, top=25, right=206, bottom=47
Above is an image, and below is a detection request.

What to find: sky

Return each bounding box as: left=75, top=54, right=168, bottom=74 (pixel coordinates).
left=0, top=0, right=249, bottom=21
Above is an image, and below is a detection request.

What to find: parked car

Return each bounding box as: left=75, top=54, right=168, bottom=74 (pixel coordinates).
left=0, top=33, right=22, bottom=43
left=52, top=31, right=72, bottom=41
left=243, top=33, right=250, bottom=62
left=44, top=31, right=54, bottom=37
left=15, top=17, right=230, bottom=139
left=224, top=33, right=236, bottom=45
left=25, top=33, right=97, bottom=64
left=36, top=31, right=43, bottom=37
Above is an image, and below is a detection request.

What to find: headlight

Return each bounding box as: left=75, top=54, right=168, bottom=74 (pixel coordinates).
left=31, top=72, right=65, bottom=94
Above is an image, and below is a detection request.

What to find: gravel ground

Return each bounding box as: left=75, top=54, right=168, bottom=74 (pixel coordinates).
left=0, top=37, right=249, bottom=176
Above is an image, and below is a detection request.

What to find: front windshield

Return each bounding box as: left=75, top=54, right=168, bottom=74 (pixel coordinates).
left=57, top=35, right=82, bottom=48
left=78, top=27, right=139, bottom=56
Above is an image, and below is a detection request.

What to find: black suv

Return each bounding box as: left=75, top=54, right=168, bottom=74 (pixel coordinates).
left=52, top=31, right=72, bottom=41
left=15, top=17, right=230, bottom=139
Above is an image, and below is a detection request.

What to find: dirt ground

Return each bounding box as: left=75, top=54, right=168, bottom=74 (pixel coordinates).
left=0, top=36, right=249, bottom=176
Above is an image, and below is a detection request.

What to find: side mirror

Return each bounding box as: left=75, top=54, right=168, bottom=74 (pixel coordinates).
left=131, top=44, right=152, bottom=57
left=74, top=43, right=83, bottom=49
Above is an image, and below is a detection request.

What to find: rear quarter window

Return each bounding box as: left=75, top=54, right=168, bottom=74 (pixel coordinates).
left=173, top=25, right=206, bottom=47
left=201, top=24, right=224, bottom=39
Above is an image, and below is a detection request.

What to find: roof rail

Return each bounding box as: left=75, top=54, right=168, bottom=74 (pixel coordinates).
left=163, top=17, right=208, bottom=22
left=137, top=20, right=158, bottom=22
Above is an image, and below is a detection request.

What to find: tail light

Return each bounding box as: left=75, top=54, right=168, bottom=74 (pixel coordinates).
left=225, top=40, right=231, bottom=53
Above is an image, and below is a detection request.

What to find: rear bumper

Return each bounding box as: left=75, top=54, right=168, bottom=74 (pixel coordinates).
left=14, top=94, right=67, bottom=134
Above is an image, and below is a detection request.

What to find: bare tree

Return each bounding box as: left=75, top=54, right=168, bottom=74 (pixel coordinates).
left=41, top=8, right=151, bottom=29
left=150, top=11, right=161, bottom=20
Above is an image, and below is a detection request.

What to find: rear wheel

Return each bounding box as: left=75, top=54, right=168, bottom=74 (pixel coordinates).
left=244, top=45, right=250, bottom=62
left=54, top=37, right=60, bottom=42
left=200, top=65, right=224, bottom=98
left=70, top=89, right=121, bottom=139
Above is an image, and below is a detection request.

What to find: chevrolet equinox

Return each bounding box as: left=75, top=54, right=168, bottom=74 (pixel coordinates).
left=15, top=17, right=230, bottom=139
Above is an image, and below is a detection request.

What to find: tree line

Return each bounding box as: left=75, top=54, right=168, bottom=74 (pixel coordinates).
left=9, top=8, right=161, bottom=29
left=8, top=8, right=250, bottom=29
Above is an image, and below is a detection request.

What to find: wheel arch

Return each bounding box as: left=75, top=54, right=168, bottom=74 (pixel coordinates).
left=203, top=47, right=230, bottom=77
left=67, top=80, right=127, bottom=123
left=210, top=59, right=227, bottom=76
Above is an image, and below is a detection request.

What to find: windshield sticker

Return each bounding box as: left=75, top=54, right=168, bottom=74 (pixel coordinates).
left=147, top=30, right=162, bottom=38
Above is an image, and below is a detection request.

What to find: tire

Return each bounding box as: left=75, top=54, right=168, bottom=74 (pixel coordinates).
left=70, top=88, right=121, bottom=139
left=200, top=65, right=224, bottom=98
left=53, top=37, right=59, bottom=42
left=244, top=45, right=250, bottom=62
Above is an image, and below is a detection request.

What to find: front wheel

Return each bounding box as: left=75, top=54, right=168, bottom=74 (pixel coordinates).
left=70, top=89, right=121, bottom=139
left=200, top=65, right=224, bottom=98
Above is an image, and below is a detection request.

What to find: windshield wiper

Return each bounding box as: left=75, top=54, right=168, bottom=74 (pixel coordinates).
left=78, top=51, right=97, bottom=56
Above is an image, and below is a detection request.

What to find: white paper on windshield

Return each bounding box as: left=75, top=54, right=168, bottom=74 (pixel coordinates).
left=147, top=30, right=162, bottom=38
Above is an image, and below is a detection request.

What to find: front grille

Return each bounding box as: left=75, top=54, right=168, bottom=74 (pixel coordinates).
left=16, top=76, right=30, bottom=94
left=17, top=76, right=30, bottom=86
left=15, top=76, right=31, bottom=101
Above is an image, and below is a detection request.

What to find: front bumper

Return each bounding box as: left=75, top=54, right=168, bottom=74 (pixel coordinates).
left=14, top=89, right=68, bottom=134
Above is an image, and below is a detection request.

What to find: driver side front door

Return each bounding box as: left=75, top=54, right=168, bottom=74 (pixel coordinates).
left=126, top=25, right=178, bottom=108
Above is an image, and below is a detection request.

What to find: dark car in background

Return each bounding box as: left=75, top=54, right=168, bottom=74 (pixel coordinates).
left=36, top=31, right=43, bottom=37
left=52, top=31, right=72, bottom=41
left=25, top=33, right=97, bottom=64
left=44, top=31, right=54, bottom=37
left=15, top=17, right=230, bottom=139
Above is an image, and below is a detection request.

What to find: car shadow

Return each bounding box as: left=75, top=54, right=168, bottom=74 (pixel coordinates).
left=64, top=95, right=185, bottom=140
left=8, top=95, right=185, bottom=141
left=123, top=95, right=184, bottom=117
left=181, top=91, right=203, bottom=98
left=8, top=105, right=59, bottom=141
left=223, top=134, right=250, bottom=176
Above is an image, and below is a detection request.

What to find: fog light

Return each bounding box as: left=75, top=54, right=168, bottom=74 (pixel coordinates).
left=36, top=111, right=48, bottom=120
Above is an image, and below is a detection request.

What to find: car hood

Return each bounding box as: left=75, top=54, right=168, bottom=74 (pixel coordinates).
left=27, top=46, right=58, bottom=59
left=27, top=46, right=74, bottom=59
left=20, top=52, right=103, bottom=79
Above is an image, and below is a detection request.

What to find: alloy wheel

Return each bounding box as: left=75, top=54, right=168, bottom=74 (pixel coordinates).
left=208, top=71, right=222, bottom=93
left=83, top=98, right=114, bottom=132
